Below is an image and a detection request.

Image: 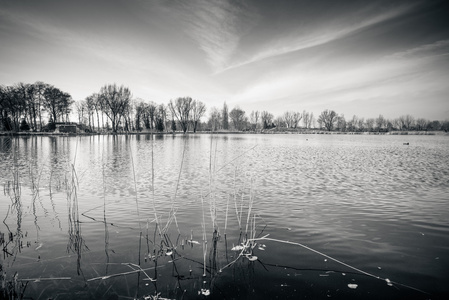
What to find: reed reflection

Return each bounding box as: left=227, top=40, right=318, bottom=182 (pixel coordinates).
left=66, top=166, right=88, bottom=277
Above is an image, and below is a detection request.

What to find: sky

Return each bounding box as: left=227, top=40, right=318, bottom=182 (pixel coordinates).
left=1, top=0, right=448, bottom=120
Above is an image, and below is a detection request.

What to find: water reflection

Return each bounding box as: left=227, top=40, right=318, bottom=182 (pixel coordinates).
left=66, top=167, right=89, bottom=277
left=0, top=136, right=12, bottom=153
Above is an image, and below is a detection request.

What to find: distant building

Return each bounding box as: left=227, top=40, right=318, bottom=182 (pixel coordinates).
left=55, top=123, right=77, bottom=133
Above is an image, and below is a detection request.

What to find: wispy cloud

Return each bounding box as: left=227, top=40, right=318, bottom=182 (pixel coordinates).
left=219, top=2, right=417, bottom=73
left=173, top=0, right=256, bottom=72
left=387, top=39, right=449, bottom=60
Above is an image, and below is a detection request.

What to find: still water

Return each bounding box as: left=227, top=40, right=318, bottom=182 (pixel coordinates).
left=1, top=134, right=448, bottom=299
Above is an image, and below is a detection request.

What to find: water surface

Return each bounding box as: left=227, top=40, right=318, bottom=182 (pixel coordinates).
left=1, top=134, right=448, bottom=299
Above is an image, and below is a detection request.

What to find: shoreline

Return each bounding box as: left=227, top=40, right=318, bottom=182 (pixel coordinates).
left=0, top=130, right=447, bottom=137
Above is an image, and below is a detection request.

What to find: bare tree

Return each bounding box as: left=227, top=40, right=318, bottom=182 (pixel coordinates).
left=75, top=100, right=87, bottom=124
left=415, top=118, right=428, bottom=131
left=292, top=112, right=302, bottom=128
left=85, top=95, right=96, bottom=131
left=98, top=83, right=132, bottom=132
left=32, top=81, right=47, bottom=130
left=261, top=110, right=274, bottom=129
left=403, top=115, right=415, bottom=130
left=249, top=110, right=260, bottom=131
left=302, top=110, right=313, bottom=129
left=43, top=85, right=73, bottom=123
left=168, top=97, right=193, bottom=133
left=399, top=115, right=415, bottom=130
left=283, top=111, right=294, bottom=128
left=274, top=115, right=285, bottom=128
left=191, top=100, right=206, bottom=133
left=318, top=109, right=338, bottom=131
left=208, top=107, right=221, bottom=131
left=229, top=106, right=247, bottom=131
left=155, top=104, right=167, bottom=132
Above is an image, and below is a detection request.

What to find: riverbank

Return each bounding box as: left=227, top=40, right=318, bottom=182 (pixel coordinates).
left=0, top=129, right=447, bottom=136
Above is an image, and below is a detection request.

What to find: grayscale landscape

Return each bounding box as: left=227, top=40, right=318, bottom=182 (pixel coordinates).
left=1, top=0, right=448, bottom=299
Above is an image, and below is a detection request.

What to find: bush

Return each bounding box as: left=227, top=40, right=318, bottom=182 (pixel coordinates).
left=19, top=119, right=30, bottom=131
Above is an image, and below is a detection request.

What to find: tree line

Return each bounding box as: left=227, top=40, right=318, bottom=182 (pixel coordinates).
left=0, top=82, right=73, bottom=131
left=1, top=82, right=448, bottom=133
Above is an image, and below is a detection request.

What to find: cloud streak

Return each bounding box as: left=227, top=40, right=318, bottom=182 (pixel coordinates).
left=173, top=0, right=255, bottom=72
left=218, top=2, right=417, bottom=73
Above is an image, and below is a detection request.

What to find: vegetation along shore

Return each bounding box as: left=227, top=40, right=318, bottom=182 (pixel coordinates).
left=1, top=81, right=448, bottom=135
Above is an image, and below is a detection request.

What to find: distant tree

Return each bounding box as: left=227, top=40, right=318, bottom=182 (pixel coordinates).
left=318, top=109, right=338, bottom=131
left=98, top=83, right=132, bottom=132
left=144, top=102, right=157, bottom=130
left=207, top=107, right=221, bottom=131
left=283, top=111, right=294, bottom=128
left=43, top=86, right=73, bottom=123
left=292, top=112, right=302, bottom=128
left=222, top=102, right=229, bottom=130
left=357, top=117, right=365, bottom=131
left=346, top=115, right=356, bottom=131
left=75, top=100, right=87, bottom=124
left=274, top=116, right=285, bottom=128
left=375, top=114, right=386, bottom=131
left=33, top=81, right=48, bottom=130
left=249, top=110, right=260, bottom=131
left=85, top=95, right=97, bottom=131
left=386, top=120, right=394, bottom=132
left=0, top=85, right=20, bottom=130
left=134, top=100, right=146, bottom=130
left=171, top=118, right=177, bottom=132
left=441, top=121, right=449, bottom=132
left=155, top=104, right=167, bottom=132
left=261, top=111, right=273, bottom=129
left=168, top=97, right=193, bottom=133
left=365, top=118, right=375, bottom=131
left=155, top=118, right=164, bottom=132
left=336, top=114, right=346, bottom=131
left=427, top=120, right=441, bottom=131
left=302, top=110, right=313, bottom=129
left=415, top=118, right=428, bottom=131
left=16, top=82, right=37, bottom=131
left=399, top=114, right=415, bottom=130
left=229, top=106, right=247, bottom=131
left=191, top=100, right=206, bottom=133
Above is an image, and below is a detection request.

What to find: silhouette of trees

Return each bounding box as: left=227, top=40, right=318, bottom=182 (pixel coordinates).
left=43, top=86, right=73, bottom=123
left=2, top=81, right=448, bottom=134
left=98, top=84, right=132, bottom=133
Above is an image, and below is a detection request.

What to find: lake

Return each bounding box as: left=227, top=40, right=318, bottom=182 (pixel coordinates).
left=1, top=133, right=448, bottom=299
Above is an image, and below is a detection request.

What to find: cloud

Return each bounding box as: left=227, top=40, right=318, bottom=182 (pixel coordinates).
left=173, top=0, right=256, bottom=72
left=218, top=2, right=418, bottom=73
left=387, top=39, right=449, bottom=60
